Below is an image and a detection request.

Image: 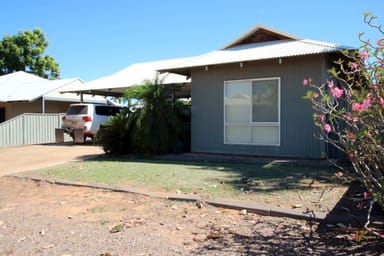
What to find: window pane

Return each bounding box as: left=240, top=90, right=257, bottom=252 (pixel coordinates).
left=67, top=106, right=88, bottom=115
left=252, top=80, right=278, bottom=122
left=225, top=81, right=250, bottom=122
left=95, top=106, right=122, bottom=116
left=225, top=126, right=250, bottom=143
left=251, top=126, right=279, bottom=145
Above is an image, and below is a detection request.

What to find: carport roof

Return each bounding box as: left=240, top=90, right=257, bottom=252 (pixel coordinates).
left=60, top=58, right=192, bottom=97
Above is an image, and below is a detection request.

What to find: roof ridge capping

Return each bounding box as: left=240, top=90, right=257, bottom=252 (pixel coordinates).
left=300, top=38, right=355, bottom=50
left=221, top=24, right=301, bottom=49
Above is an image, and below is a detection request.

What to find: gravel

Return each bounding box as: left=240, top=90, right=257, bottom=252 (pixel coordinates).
left=0, top=177, right=382, bottom=256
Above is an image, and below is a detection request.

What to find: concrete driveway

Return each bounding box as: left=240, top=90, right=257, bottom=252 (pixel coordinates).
left=0, top=143, right=104, bottom=176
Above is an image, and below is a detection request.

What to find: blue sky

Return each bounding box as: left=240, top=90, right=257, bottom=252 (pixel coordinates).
left=1, top=0, right=384, bottom=81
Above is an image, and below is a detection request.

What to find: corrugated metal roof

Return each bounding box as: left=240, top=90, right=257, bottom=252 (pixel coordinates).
left=0, top=71, right=105, bottom=103
left=0, top=72, right=60, bottom=101
left=159, top=39, right=353, bottom=73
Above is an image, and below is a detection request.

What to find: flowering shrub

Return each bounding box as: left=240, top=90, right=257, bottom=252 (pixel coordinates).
left=304, top=13, right=384, bottom=210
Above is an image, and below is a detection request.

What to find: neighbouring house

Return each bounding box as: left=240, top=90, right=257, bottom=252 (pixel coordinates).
left=0, top=71, right=109, bottom=123
left=159, top=25, right=354, bottom=159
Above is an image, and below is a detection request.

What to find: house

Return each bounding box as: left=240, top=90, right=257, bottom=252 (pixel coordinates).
left=158, top=25, right=353, bottom=159
left=0, top=71, right=109, bottom=123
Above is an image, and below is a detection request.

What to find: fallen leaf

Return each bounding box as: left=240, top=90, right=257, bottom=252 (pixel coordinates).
left=110, top=223, right=124, bottom=233
left=39, top=229, right=45, bottom=236
left=196, top=201, right=204, bottom=209
left=239, top=209, right=247, bottom=215
left=99, top=253, right=113, bottom=256
left=336, top=223, right=348, bottom=228
left=292, top=204, right=302, bottom=209
left=42, top=244, right=55, bottom=249
left=341, top=207, right=351, bottom=213
left=207, top=231, right=224, bottom=240
left=17, top=237, right=27, bottom=242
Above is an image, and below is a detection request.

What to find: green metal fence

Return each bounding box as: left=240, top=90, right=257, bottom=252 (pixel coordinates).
left=0, top=113, right=72, bottom=147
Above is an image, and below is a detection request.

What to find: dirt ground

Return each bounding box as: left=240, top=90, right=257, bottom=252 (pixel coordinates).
left=1, top=176, right=383, bottom=256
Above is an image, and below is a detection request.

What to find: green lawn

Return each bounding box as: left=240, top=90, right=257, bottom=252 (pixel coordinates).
left=22, top=157, right=346, bottom=210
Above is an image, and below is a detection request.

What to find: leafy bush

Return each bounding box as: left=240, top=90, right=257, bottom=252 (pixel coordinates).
left=304, top=13, right=384, bottom=209
left=96, top=108, right=133, bottom=154
left=125, top=78, right=190, bottom=154
left=97, top=77, right=190, bottom=155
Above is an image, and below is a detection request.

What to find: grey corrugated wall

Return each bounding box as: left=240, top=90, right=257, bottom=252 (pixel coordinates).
left=190, top=54, right=330, bottom=159
left=0, top=113, right=71, bottom=147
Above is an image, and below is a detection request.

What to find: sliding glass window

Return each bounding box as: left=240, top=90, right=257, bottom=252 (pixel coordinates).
left=224, top=78, right=280, bottom=145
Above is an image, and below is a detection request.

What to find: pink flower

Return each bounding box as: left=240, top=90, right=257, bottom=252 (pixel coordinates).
left=324, top=123, right=331, bottom=133
left=343, top=113, right=352, bottom=121
left=327, top=80, right=334, bottom=88
left=363, top=192, right=371, bottom=199
left=361, top=98, right=371, bottom=109
left=360, top=51, right=369, bottom=61
left=378, top=97, right=384, bottom=107
left=303, top=79, right=309, bottom=86
left=347, top=133, right=356, bottom=142
left=336, top=171, right=343, bottom=177
left=331, top=87, right=344, bottom=98
left=320, top=114, right=326, bottom=122
left=350, top=62, right=359, bottom=71
left=343, top=113, right=359, bottom=123
left=352, top=103, right=363, bottom=112
left=352, top=98, right=371, bottom=112
left=312, top=92, right=319, bottom=99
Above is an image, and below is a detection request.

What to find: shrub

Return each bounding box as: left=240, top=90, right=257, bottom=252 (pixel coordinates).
left=96, top=108, right=133, bottom=154
left=125, top=78, right=190, bottom=154
left=97, top=76, right=191, bottom=155
left=304, top=13, right=384, bottom=209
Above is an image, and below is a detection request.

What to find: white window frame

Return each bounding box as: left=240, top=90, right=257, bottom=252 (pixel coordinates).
left=224, top=77, right=281, bottom=146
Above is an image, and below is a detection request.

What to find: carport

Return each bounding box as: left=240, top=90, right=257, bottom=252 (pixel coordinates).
left=55, top=57, right=192, bottom=144
left=60, top=58, right=192, bottom=98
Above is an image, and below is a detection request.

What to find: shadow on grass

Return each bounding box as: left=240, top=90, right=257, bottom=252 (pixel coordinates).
left=53, top=153, right=384, bottom=254
left=85, top=153, right=341, bottom=195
